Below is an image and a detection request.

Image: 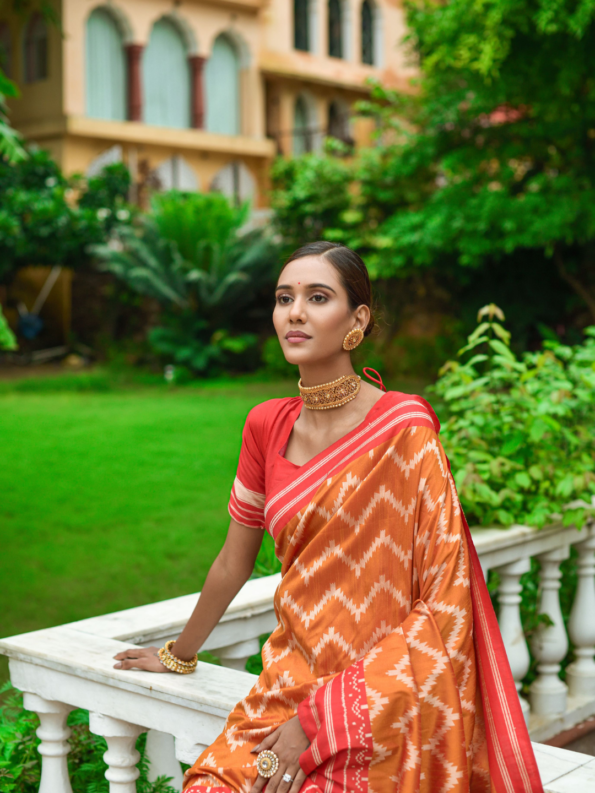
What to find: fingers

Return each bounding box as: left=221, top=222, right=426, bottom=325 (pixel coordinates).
left=267, top=764, right=302, bottom=793
left=113, top=646, right=157, bottom=661
left=248, top=774, right=266, bottom=793
left=113, top=649, right=168, bottom=672
left=288, top=767, right=306, bottom=793
left=251, top=730, right=279, bottom=753
left=113, top=657, right=151, bottom=671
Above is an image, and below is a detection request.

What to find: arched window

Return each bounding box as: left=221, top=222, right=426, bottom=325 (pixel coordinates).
left=294, top=0, right=309, bottom=52
left=328, top=100, right=346, bottom=140
left=211, top=161, right=255, bottom=206
left=0, top=22, right=12, bottom=78
left=143, top=19, right=190, bottom=129
left=86, top=9, right=127, bottom=121
left=361, top=0, right=374, bottom=65
left=328, top=0, right=343, bottom=59
left=205, top=34, right=240, bottom=135
left=153, top=155, right=199, bottom=192
left=293, top=95, right=313, bottom=156
left=24, top=12, right=48, bottom=83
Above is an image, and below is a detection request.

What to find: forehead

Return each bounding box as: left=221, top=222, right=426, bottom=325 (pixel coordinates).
left=278, top=255, right=342, bottom=286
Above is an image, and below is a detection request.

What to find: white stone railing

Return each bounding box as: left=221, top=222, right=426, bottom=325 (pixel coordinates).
left=1, top=517, right=595, bottom=792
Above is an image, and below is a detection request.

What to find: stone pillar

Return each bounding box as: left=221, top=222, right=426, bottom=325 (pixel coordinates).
left=89, top=713, right=145, bottom=793
left=217, top=638, right=261, bottom=671
left=145, top=730, right=184, bottom=789
left=23, top=693, right=73, bottom=793
left=496, top=557, right=531, bottom=720
left=126, top=44, right=144, bottom=122
left=189, top=55, right=206, bottom=129
left=566, top=527, right=595, bottom=698
left=529, top=545, right=570, bottom=715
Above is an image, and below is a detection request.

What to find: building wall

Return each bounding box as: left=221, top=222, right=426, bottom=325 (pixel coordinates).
left=1, top=0, right=414, bottom=206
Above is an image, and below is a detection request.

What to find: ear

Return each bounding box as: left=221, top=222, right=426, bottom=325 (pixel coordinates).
left=354, top=304, right=371, bottom=333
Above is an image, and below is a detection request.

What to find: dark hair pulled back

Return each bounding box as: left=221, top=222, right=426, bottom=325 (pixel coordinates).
left=283, top=241, right=375, bottom=336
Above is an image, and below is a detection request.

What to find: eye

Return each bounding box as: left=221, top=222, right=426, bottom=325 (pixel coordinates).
left=310, top=293, right=328, bottom=303
left=276, top=294, right=292, bottom=305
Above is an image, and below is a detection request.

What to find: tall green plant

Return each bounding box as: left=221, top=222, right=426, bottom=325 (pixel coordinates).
left=93, top=193, right=279, bottom=375
left=151, top=191, right=249, bottom=269
left=432, top=305, right=595, bottom=528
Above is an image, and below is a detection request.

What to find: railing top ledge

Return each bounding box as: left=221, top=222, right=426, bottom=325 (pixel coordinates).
left=62, top=572, right=282, bottom=643
left=0, top=624, right=255, bottom=715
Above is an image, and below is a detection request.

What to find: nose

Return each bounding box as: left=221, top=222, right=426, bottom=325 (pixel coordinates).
left=288, top=295, right=307, bottom=323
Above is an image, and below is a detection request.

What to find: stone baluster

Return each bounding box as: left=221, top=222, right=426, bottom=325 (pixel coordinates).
left=566, top=526, right=595, bottom=698
left=529, top=545, right=570, bottom=715
left=145, top=730, right=184, bottom=789
left=89, top=713, right=145, bottom=793
left=23, top=693, right=73, bottom=793
left=217, top=638, right=261, bottom=671
left=495, top=557, right=532, bottom=720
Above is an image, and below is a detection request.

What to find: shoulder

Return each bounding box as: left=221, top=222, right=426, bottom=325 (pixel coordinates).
left=244, top=396, right=301, bottom=438
left=378, top=390, right=441, bottom=434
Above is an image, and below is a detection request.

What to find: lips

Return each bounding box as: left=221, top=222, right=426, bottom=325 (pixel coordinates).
left=286, top=331, right=312, bottom=342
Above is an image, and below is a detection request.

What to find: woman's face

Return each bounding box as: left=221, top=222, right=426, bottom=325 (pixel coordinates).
left=273, top=255, right=368, bottom=367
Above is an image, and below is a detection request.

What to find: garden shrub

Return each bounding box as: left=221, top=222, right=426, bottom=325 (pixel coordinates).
left=93, top=194, right=279, bottom=376
left=432, top=305, right=595, bottom=529
left=0, top=150, right=133, bottom=285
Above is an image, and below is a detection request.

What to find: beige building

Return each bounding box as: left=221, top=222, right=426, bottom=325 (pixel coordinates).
left=1, top=0, right=412, bottom=207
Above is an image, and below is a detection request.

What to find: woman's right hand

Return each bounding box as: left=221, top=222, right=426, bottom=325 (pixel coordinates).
left=113, top=646, right=170, bottom=673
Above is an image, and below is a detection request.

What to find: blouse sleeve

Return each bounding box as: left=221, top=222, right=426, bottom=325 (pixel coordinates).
left=228, top=405, right=267, bottom=529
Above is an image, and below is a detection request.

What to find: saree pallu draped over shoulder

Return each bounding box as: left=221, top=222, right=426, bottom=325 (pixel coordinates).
left=185, top=393, right=543, bottom=793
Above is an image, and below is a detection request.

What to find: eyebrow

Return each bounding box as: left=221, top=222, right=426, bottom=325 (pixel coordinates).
left=275, top=283, right=337, bottom=294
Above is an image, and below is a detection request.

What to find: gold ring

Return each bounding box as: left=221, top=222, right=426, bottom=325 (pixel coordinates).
left=256, top=749, right=279, bottom=778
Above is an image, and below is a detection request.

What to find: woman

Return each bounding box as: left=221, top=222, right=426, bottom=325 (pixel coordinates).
left=114, top=242, right=542, bottom=793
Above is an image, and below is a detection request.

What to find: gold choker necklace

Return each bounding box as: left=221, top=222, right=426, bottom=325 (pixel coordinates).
left=298, top=374, right=361, bottom=410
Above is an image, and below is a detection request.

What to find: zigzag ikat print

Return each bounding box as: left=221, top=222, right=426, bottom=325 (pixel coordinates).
left=185, top=427, right=497, bottom=793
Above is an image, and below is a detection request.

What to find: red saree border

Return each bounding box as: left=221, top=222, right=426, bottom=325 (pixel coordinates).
left=463, top=512, right=543, bottom=793
left=266, top=394, right=439, bottom=538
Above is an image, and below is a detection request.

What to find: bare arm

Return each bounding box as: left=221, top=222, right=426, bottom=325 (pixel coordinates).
left=113, top=519, right=265, bottom=672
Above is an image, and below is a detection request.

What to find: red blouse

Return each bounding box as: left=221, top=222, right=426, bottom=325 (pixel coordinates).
left=228, top=392, right=439, bottom=537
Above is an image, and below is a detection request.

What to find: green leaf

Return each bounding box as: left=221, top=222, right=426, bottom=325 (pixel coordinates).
left=488, top=339, right=516, bottom=361
left=529, top=419, right=549, bottom=442
left=528, top=465, right=543, bottom=481
left=514, top=472, right=532, bottom=489
left=501, top=432, right=525, bottom=456
left=555, top=474, right=575, bottom=498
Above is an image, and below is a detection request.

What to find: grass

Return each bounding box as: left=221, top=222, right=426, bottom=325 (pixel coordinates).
left=0, top=368, right=430, bottom=684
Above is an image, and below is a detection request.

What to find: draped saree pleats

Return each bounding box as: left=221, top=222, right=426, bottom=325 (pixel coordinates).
left=184, top=393, right=542, bottom=793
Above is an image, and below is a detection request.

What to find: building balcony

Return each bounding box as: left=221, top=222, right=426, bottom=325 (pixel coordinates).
left=15, top=116, right=277, bottom=160
left=2, top=509, right=595, bottom=790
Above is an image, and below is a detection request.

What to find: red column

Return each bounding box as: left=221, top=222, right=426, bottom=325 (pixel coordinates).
left=189, top=55, right=206, bottom=129
left=126, top=44, right=144, bottom=122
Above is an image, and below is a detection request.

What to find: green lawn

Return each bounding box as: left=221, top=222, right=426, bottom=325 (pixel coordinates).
left=0, top=377, right=300, bottom=680
left=0, top=371, right=429, bottom=683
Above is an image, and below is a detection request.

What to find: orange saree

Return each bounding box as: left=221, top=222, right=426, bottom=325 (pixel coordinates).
left=184, top=393, right=543, bottom=793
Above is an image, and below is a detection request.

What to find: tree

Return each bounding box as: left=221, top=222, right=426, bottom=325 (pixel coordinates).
left=0, top=149, right=132, bottom=284
left=347, top=0, right=595, bottom=322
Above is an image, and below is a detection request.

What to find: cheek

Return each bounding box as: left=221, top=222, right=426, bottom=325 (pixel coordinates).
left=272, top=304, right=284, bottom=335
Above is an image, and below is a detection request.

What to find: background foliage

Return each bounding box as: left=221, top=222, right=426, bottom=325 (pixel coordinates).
left=271, top=0, right=595, bottom=358
left=0, top=150, right=133, bottom=284
left=433, top=306, right=595, bottom=528
left=94, top=192, right=279, bottom=375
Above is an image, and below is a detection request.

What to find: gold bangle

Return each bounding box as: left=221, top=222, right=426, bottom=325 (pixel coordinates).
left=158, top=640, right=198, bottom=674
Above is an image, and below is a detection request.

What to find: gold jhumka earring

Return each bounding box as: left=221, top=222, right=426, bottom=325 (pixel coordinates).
left=342, top=327, right=364, bottom=351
